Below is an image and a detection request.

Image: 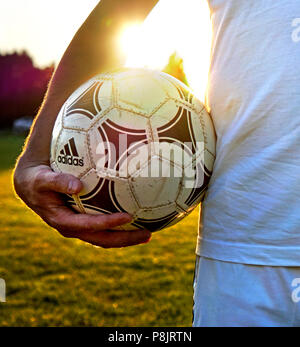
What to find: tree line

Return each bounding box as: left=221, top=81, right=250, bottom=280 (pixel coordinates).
left=0, top=51, right=188, bottom=129
left=0, top=52, right=54, bottom=128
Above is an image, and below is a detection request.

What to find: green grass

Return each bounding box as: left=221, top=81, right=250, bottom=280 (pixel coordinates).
left=0, top=134, right=199, bottom=327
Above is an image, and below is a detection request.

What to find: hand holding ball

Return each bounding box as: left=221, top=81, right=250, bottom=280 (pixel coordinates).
left=50, top=69, right=216, bottom=232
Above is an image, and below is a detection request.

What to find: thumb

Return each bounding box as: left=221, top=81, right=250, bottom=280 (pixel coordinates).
left=36, top=169, right=83, bottom=195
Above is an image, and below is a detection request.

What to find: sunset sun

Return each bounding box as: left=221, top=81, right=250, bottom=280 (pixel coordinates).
left=119, top=0, right=211, bottom=100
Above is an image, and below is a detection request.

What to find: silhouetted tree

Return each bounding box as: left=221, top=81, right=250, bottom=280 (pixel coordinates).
left=0, top=51, right=54, bottom=128
left=163, top=52, right=189, bottom=86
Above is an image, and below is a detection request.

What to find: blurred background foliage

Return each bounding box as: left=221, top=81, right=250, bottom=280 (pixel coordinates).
left=0, top=52, right=54, bottom=129
left=163, top=52, right=189, bottom=87
left=0, top=50, right=188, bottom=131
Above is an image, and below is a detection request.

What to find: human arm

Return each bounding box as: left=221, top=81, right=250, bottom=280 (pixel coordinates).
left=13, top=0, right=159, bottom=248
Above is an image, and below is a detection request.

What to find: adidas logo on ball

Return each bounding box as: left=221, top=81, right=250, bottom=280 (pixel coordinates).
left=57, top=138, right=84, bottom=167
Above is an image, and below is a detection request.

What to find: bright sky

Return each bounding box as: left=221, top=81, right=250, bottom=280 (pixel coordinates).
left=0, top=0, right=211, bottom=99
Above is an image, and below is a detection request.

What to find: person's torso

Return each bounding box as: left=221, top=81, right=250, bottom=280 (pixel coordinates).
left=198, top=0, right=300, bottom=265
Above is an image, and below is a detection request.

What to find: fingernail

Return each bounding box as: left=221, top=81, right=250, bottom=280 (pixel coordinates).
left=68, top=181, right=76, bottom=194
left=120, top=214, right=133, bottom=224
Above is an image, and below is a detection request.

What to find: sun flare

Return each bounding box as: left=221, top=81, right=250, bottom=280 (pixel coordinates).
left=119, top=0, right=212, bottom=101
left=120, top=23, right=144, bottom=57
left=0, top=0, right=211, bottom=101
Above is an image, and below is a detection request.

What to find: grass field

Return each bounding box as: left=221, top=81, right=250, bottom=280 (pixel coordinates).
left=0, top=133, right=200, bottom=327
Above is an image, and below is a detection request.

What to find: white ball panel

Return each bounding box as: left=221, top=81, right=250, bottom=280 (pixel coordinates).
left=150, top=99, right=179, bottom=129
left=78, top=169, right=101, bottom=198
left=113, top=180, right=140, bottom=214
left=106, top=108, right=149, bottom=130
left=116, top=72, right=167, bottom=115
left=130, top=156, right=182, bottom=209
left=63, top=111, right=93, bottom=132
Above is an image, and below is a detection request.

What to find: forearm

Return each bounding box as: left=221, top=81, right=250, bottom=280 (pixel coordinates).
left=19, top=0, right=158, bottom=166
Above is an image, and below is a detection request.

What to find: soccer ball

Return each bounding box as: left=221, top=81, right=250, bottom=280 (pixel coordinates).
left=50, top=68, right=216, bottom=232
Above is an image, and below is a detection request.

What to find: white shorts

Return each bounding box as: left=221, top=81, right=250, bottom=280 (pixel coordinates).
left=193, top=256, right=300, bottom=327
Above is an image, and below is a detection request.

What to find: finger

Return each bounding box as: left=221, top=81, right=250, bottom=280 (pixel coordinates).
left=50, top=208, right=151, bottom=247
left=77, top=229, right=152, bottom=248
left=51, top=207, right=133, bottom=234
left=35, top=169, right=82, bottom=195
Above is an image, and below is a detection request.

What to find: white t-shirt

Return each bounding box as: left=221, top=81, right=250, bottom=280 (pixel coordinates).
left=197, top=0, right=300, bottom=265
